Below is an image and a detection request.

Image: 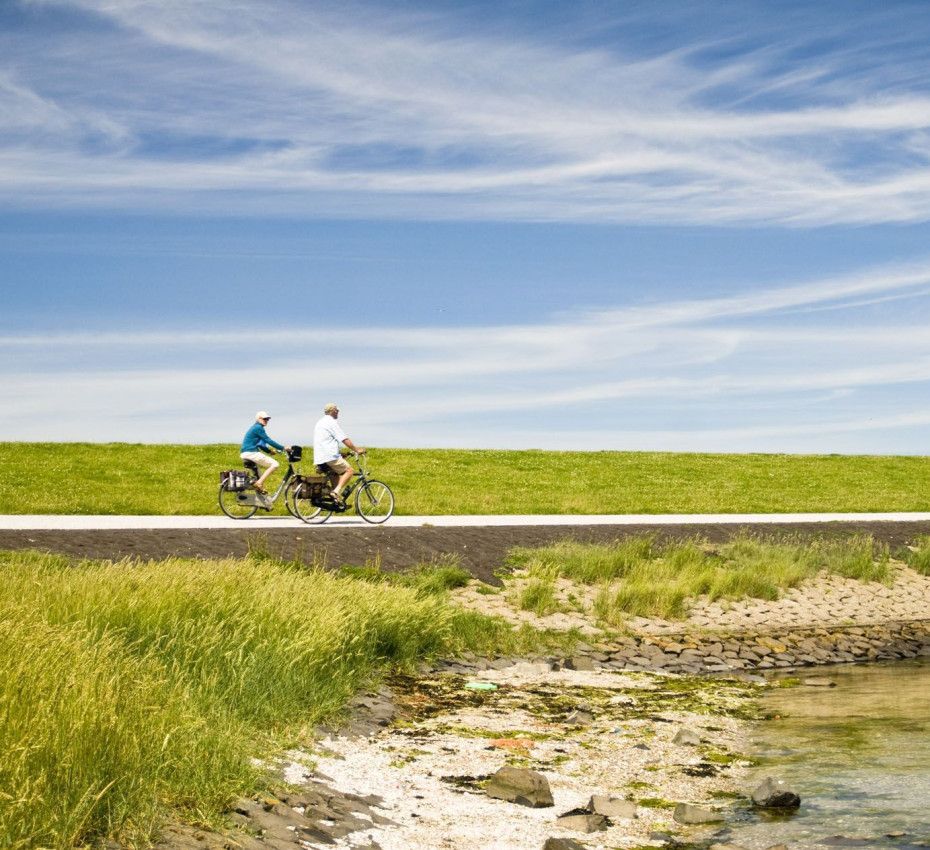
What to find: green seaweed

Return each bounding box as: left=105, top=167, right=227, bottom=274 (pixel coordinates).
left=638, top=797, right=676, bottom=809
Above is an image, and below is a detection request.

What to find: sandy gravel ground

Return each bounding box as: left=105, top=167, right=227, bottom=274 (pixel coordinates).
left=287, top=665, right=756, bottom=850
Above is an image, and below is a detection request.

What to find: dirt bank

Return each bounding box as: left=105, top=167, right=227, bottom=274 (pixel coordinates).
left=2, top=520, right=929, bottom=584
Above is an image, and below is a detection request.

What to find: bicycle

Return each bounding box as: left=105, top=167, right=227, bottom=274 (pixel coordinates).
left=291, top=452, right=395, bottom=524
left=218, top=445, right=305, bottom=520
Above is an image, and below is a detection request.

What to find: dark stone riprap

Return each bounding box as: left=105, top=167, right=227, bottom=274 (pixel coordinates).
left=434, top=619, right=930, bottom=676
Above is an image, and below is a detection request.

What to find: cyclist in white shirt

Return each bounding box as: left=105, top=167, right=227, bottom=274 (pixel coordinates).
left=313, top=402, right=365, bottom=503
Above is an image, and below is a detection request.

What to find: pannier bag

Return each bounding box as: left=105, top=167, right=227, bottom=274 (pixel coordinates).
left=220, top=470, right=251, bottom=491
left=295, top=474, right=328, bottom=499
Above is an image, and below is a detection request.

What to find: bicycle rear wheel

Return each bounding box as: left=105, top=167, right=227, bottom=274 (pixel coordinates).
left=355, top=479, right=395, bottom=524
left=291, top=481, right=325, bottom=523
left=218, top=483, right=258, bottom=519
left=284, top=477, right=303, bottom=518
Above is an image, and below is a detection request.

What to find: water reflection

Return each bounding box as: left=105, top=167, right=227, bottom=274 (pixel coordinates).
left=729, top=658, right=930, bottom=850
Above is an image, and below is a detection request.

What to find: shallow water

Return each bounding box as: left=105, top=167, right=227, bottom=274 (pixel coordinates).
left=728, top=658, right=930, bottom=849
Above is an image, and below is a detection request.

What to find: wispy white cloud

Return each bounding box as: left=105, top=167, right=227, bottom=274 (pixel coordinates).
left=5, top=257, right=930, bottom=349
left=3, top=0, right=930, bottom=224
left=383, top=410, right=930, bottom=454
left=4, top=257, right=929, bottom=450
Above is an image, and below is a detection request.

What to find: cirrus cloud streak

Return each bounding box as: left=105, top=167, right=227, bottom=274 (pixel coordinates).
left=3, top=0, right=930, bottom=225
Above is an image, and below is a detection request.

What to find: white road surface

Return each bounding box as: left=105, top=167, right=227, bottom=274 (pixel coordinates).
left=1, top=513, right=930, bottom=530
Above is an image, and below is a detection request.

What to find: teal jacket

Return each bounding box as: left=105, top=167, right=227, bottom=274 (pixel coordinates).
left=241, top=422, right=284, bottom=453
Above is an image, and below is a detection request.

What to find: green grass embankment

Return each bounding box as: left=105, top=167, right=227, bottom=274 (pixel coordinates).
left=1, top=443, right=928, bottom=514
left=0, top=549, right=543, bottom=849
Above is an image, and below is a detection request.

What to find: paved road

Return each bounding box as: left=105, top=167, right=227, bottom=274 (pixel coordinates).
left=3, top=512, right=930, bottom=530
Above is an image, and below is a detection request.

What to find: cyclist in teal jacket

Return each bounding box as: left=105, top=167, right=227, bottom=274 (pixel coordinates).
left=240, top=411, right=290, bottom=493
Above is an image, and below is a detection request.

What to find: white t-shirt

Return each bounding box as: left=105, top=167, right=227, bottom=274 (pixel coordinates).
left=313, top=414, right=347, bottom=464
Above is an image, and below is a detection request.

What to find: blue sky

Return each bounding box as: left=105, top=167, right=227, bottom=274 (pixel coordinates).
left=2, top=0, right=930, bottom=452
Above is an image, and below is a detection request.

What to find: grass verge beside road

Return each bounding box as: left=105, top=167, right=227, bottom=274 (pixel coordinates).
left=1, top=442, right=928, bottom=515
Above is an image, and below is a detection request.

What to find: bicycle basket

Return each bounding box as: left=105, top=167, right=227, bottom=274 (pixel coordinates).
left=220, top=470, right=250, bottom=491
left=286, top=445, right=303, bottom=462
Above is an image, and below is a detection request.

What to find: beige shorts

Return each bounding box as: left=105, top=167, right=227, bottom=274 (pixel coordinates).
left=241, top=451, right=279, bottom=470
left=323, top=457, right=351, bottom=474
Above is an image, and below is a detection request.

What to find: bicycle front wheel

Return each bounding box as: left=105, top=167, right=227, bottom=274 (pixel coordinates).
left=355, top=479, right=395, bottom=524
left=291, top=481, right=324, bottom=523
left=218, top=484, right=258, bottom=519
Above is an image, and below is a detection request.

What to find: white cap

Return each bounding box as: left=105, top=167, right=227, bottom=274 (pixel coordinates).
left=256, top=410, right=271, bottom=420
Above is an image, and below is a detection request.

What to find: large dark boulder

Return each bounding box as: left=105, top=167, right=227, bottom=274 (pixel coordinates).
left=750, top=777, right=801, bottom=809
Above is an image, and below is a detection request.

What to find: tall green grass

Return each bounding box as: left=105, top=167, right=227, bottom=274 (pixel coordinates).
left=2, top=442, right=928, bottom=514
left=907, top=535, right=930, bottom=575
left=336, top=554, right=473, bottom=596
left=0, top=550, right=529, bottom=849
left=508, top=534, right=891, bottom=623
left=517, top=571, right=562, bottom=616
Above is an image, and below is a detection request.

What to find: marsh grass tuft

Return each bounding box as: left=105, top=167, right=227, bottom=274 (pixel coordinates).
left=508, top=536, right=655, bottom=584
left=907, top=535, right=930, bottom=575
left=517, top=577, right=560, bottom=616
left=338, top=554, right=472, bottom=596
left=814, top=535, right=890, bottom=582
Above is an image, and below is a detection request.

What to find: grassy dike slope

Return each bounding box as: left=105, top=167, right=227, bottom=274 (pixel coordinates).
left=1, top=442, right=928, bottom=515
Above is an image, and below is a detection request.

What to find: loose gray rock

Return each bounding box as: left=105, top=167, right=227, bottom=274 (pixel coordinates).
left=673, top=803, right=725, bottom=824
left=565, top=656, right=596, bottom=671
left=555, top=812, right=608, bottom=833
left=750, top=777, right=801, bottom=809
left=673, top=727, right=702, bottom=746
left=588, top=795, right=637, bottom=819
left=485, top=766, right=554, bottom=808
left=710, top=844, right=749, bottom=850
left=564, top=709, right=595, bottom=725
left=543, top=838, right=585, bottom=850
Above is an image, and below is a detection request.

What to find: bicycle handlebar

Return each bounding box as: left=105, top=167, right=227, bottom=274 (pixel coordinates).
left=348, top=450, right=370, bottom=473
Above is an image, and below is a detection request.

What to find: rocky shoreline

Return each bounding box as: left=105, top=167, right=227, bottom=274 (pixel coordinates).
left=226, top=664, right=764, bottom=850
left=147, top=562, right=930, bottom=850
left=149, top=647, right=926, bottom=850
